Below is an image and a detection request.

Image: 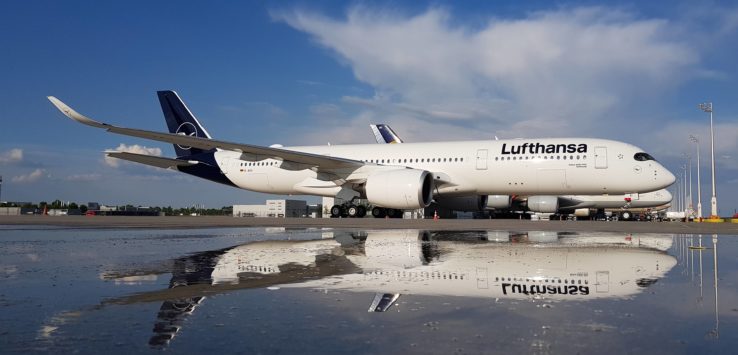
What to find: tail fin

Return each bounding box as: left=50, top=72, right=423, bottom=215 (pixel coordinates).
left=157, top=90, right=214, bottom=157
left=370, top=124, right=404, bottom=144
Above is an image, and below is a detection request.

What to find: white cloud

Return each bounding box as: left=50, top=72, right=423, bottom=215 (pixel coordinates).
left=274, top=6, right=700, bottom=140
left=64, top=173, right=102, bottom=182
left=104, top=144, right=162, bottom=168
left=11, top=169, right=46, bottom=183
left=0, top=148, right=23, bottom=164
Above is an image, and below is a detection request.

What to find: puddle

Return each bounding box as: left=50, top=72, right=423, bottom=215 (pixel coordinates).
left=0, top=227, right=735, bottom=353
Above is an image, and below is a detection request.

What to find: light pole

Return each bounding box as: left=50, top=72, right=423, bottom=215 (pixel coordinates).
left=682, top=153, right=694, bottom=218
left=687, top=155, right=694, bottom=219
left=682, top=165, right=688, bottom=218
left=698, top=102, right=718, bottom=218
left=675, top=175, right=682, bottom=212
left=690, top=135, right=702, bottom=219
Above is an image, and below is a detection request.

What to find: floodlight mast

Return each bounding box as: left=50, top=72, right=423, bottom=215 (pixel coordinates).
left=698, top=102, right=718, bottom=218
left=689, top=135, right=702, bottom=220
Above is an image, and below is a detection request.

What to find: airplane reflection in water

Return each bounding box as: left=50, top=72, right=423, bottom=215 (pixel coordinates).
left=100, top=230, right=677, bottom=348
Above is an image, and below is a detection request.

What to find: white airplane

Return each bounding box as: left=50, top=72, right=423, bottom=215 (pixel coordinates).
left=48, top=92, right=675, bottom=218
left=370, top=124, right=673, bottom=217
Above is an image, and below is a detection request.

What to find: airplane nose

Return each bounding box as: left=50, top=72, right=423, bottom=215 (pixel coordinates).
left=661, top=189, right=673, bottom=204
left=661, top=167, right=676, bottom=187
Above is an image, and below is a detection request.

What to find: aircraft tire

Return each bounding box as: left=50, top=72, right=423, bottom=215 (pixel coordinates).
left=330, top=205, right=342, bottom=218
left=371, top=207, right=386, bottom=218
left=347, top=205, right=359, bottom=218
left=387, top=209, right=402, bottom=218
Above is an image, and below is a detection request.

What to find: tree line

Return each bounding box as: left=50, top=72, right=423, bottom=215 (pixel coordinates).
left=0, top=200, right=233, bottom=216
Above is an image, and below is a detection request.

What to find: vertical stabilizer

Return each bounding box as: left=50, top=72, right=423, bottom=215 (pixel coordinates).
left=157, top=91, right=214, bottom=157
left=370, top=124, right=404, bottom=144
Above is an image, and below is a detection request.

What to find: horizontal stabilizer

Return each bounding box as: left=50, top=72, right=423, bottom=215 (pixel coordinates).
left=105, top=151, right=197, bottom=170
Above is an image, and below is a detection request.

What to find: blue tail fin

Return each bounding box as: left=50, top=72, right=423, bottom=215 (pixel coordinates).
left=370, top=124, right=404, bottom=144
left=157, top=90, right=215, bottom=158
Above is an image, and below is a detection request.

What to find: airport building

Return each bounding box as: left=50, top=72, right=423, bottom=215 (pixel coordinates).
left=233, top=199, right=309, bottom=218
left=0, top=207, right=21, bottom=215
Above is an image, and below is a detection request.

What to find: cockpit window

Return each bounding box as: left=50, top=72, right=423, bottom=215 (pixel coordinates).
left=634, top=152, right=655, bottom=161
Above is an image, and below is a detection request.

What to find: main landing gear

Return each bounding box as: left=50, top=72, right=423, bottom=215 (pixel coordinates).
left=329, top=204, right=403, bottom=218
left=330, top=204, right=366, bottom=218
left=370, top=207, right=403, bottom=219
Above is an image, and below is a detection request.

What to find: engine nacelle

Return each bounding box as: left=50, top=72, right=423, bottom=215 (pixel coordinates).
left=435, top=195, right=488, bottom=212
left=486, top=195, right=512, bottom=209
left=527, top=196, right=559, bottom=213
left=365, top=169, right=433, bottom=209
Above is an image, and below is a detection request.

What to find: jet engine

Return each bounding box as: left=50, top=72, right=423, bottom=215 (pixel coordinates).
left=435, top=195, right=488, bottom=212
left=364, top=169, right=433, bottom=209
left=527, top=196, right=559, bottom=213
left=486, top=195, right=512, bottom=209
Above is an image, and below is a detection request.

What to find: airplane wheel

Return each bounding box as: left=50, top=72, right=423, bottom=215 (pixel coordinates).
left=387, top=209, right=402, bottom=218
left=330, top=205, right=342, bottom=218
left=356, top=206, right=367, bottom=218
left=620, top=211, right=631, bottom=221
left=347, top=205, right=359, bottom=218
left=371, top=207, right=386, bottom=218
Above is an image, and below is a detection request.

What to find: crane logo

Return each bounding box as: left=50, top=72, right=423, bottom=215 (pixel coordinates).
left=175, top=122, right=198, bottom=150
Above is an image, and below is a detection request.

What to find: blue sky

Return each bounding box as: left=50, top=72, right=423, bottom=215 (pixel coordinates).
left=1, top=1, right=737, bottom=215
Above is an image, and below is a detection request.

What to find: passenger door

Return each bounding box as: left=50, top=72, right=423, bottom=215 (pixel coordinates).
left=594, top=146, right=608, bottom=169
left=476, top=149, right=488, bottom=170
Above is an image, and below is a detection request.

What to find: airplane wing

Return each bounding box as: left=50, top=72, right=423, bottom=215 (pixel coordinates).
left=105, top=151, right=198, bottom=170
left=48, top=97, right=364, bottom=170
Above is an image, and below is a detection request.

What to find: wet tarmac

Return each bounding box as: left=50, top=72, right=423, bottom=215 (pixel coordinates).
left=2, top=215, right=738, bottom=234
left=0, top=226, right=736, bottom=354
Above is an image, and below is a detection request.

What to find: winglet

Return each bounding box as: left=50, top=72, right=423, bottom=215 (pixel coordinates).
left=47, top=96, right=108, bottom=129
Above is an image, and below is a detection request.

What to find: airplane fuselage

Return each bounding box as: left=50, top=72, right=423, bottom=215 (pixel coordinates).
left=218, top=138, right=672, bottom=197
